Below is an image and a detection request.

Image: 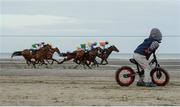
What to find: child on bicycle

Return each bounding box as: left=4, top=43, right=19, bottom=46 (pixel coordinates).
left=134, top=28, right=162, bottom=87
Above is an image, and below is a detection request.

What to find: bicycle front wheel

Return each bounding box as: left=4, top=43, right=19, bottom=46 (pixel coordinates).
left=151, top=68, right=170, bottom=86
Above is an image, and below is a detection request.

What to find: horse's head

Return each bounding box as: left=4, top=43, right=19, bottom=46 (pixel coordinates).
left=110, top=45, right=119, bottom=52
left=43, top=44, right=52, bottom=50
left=94, top=47, right=103, bottom=52
left=54, top=47, right=61, bottom=56
left=46, top=44, right=52, bottom=49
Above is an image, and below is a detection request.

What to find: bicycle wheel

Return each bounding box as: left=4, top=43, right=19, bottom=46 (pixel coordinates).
left=151, top=68, right=169, bottom=86
left=115, top=66, right=135, bottom=86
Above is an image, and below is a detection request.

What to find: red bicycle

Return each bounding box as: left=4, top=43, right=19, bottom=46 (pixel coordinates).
left=115, top=53, right=169, bottom=86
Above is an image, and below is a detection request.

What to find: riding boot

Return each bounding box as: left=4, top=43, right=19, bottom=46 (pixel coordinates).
left=145, top=82, right=156, bottom=87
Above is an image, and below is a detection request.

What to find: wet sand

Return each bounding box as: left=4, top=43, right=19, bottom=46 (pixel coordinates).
left=0, top=59, right=180, bottom=106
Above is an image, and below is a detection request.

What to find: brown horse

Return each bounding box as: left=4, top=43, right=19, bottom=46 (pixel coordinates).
left=59, top=50, right=91, bottom=69
left=98, top=45, right=119, bottom=65
left=82, top=47, right=102, bottom=67
left=11, top=49, right=32, bottom=66
left=45, top=47, right=61, bottom=64
left=11, top=44, right=52, bottom=68
left=59, top=51, right=76, bottom=64
left=66, top=47, right=102, bottom=68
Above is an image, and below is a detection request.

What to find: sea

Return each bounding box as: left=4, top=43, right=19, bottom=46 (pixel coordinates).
left=1, top=53, right=180, bottom=60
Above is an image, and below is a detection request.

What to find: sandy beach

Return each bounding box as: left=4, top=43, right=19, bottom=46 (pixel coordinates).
left=0, top=58, right=180, bottom=106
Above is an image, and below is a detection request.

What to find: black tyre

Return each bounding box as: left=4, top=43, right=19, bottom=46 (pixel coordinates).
left=115, top=66, right=135, bottom=86
left=151, top=68, right=169, bottom=86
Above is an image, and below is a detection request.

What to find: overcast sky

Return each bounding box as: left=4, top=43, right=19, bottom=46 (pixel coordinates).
left=0, top=0, right=180, bottom=54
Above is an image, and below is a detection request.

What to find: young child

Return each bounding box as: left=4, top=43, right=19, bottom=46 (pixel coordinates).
left=133, top=28, right=162, bottom=87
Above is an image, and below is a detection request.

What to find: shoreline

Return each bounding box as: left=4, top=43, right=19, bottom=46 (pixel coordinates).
left=1, top=58, right=180, bottom=70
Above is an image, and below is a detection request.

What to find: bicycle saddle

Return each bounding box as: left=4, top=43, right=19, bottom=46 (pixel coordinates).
left=129, top=58, right=138, bottom=65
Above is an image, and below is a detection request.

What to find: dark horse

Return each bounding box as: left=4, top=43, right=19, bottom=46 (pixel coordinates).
left=59, top=47, right=102, bottom=69
left=98, top=45, right=119, bottom=65
left=82, top=47, right=102, bottom=67
left=59, top=50, right=92, bottom=69
left=11, top=44, right=52, bottom=68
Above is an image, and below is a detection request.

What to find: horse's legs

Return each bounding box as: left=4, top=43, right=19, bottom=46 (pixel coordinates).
left=83, top=60, right=92, bottom=69
left=82, top=60, right=87, bottom=69
left=59, top=57, right=72, bottom=64
left=42, top=60, right=48, bottom=65
left=45, top=60, right=51, bottom=64
left=100, top=59, right=104, bottom=65
left=41, top=60, right=48, bottom=68
left=73, top=59, right=80, bottom=64
left=52, top=58, right=60, bottom=64
left=94, top=59, right=99, bottom=67
left=86, top=61, right=92, bottom=69
left=32, top=61, right=36, bottom=68
left=104, top=59, right=108, bottom=65
left=59, top=58, right=66, bottom=64
left=87, top=60, right=91, bottom=66
left=26, top=60, right=30, bottom=66
left=45, top=59, right=55, bottom=65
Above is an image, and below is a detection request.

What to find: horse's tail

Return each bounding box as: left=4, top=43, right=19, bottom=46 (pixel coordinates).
left=61, top=53, right=67, bottom=57
left=11, top=51, right=22, bottom=58
left=60, top=52, right=76, bottom=57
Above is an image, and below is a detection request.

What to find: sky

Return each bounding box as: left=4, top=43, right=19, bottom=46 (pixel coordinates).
left=0, top=0, right=180, bottom=54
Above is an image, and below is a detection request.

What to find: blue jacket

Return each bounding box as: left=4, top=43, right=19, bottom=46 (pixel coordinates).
left=134, top=38, right=159, bottom=59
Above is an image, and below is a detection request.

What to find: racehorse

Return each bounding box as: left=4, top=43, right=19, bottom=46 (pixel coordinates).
left=11, top=49, right=32, bottom=66
left=11, top=44, right=52, bottom=68
left=58, top=51, right=77, bottom=64
left=98, top=45, right=119, bottom=65
left=59, top=50, right=92, bottom=69
left=83, top=47, right=102, bottom=67
left=45, top=47, right=61, bottom=64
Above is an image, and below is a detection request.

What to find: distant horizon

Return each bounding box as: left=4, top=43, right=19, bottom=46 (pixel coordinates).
left=1, top=52, right=180, bottom=54
left=1, top=52, right=180, bottom=60
left=1, top=0, right=180, bottom=53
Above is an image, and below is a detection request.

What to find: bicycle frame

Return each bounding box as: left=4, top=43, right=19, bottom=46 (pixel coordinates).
left=133, top=52, right=160, bottom=76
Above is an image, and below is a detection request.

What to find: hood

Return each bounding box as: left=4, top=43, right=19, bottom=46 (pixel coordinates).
left=149, top=28, right=162, bottom=43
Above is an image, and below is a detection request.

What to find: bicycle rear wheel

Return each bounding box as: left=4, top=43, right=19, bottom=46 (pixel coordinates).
left=115, top=66, right=135, bottom=86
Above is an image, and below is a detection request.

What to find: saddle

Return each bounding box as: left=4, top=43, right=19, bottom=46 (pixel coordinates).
left=30, top=49, right=38, bottom=55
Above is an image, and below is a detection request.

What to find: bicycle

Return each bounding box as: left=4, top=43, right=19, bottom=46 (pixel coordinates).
left=115, top=52, right=170, bottom=86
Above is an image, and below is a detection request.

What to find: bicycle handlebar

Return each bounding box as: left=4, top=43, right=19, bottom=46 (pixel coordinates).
left=149, top=52, right=160, bottom=67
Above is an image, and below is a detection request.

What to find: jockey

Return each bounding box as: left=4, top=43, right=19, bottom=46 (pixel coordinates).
left=31, top=42, right=45, bottom=54
left=99, top=41, right=109, bottom=53
left=99, top=41, right=109, bottom=49
left=91, top=42, right=97, bottom=50
left=32, top=42, right=45, bottom=50
left=88, top=42, right=97, bottom=50
left=39, top=42, right=45, bottom=49
left=80, top=43, right=87, bottom=51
